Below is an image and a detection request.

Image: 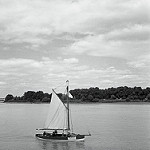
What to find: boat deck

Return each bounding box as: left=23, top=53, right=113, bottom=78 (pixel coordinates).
left=35, top=133, right=85, bottom=141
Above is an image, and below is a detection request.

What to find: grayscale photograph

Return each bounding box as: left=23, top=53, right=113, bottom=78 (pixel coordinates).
left=0, top=0, right=149, bottom=149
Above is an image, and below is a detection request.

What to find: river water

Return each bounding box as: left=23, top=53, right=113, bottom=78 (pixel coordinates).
left=0, top=103, right=150, bottom=150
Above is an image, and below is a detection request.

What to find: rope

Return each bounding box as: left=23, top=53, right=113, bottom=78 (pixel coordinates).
left=53, top=82, right=66, bottom=91
left=47, top=103, right=61, bottom=127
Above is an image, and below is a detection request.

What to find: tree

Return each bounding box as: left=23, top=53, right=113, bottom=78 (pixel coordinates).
left=5, top=94, right=14, bottom=102
left=146, top=93, right=150, bottom=102
left=87, top=94, right=94, bottom=101
left=111, top=95, right=116, bottom=100
left=126, top=97, right=130, bottom=102
left=92, top=98, right=100, bottom=102
left=36, top=91, right=44, bottom=101
left=42, top=97, right=50, bottom=102
left=24, top=91, right=35, bottom=99
left=23, top=91, right=36, bottom=102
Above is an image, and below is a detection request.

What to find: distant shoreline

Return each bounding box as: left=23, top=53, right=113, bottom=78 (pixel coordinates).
left=3, top=99, right=150, bottom=104
left=3, top=86, right=150, bottom=103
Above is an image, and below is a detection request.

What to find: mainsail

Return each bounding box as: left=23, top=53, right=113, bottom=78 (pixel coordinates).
left=44, top=89, right=68, bottom=130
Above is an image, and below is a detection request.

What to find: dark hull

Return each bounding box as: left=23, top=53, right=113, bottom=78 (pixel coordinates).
left=35, top=133, right=85, bottom=141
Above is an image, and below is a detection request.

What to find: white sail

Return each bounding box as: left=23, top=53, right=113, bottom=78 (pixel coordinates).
left=44, top=90, right=68, bottom=130
left=69, top=92, right=73, bottom=98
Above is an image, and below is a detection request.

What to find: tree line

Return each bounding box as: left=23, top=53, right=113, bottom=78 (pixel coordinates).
left=4, top=91, right=52, bottom=103
left=70, top=86, right=150, bottom=102
left=4, top=86, right=150, bottom=103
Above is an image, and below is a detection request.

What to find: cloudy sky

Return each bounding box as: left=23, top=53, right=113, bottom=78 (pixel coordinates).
left=0, top=0, right=150, bottom=97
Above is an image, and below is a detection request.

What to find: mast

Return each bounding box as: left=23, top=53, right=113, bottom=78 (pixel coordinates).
left=66, top=80, right=70, bottom=131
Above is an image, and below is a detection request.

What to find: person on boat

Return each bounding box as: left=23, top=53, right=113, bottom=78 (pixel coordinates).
left=52, top=130, right=57, bottom=136
left=54, top=130, right=57, bottom=134
left=43, top=131, right=46, bottom=136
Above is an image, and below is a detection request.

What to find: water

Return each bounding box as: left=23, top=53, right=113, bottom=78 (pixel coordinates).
left=0, top=103, right=150, bottom=150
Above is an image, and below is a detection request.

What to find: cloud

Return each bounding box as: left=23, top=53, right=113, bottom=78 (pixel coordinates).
left=0, top=57, right=80, bottom=85
left=0, top=0, right=150, bottom=96
left=127, top=53, right=150, bottom=70
left=63, top=58, right=78, bottom=64
left=0, top=81, right=6, bottom=85
left=0, top=0, right=149, bottom=46
left=0, top=56, right=150, bottom=97
left=105, top=25, right=150, bottom=42
left=63, top=34, right=149, bottom=60
left=0, top=57, right=136, bottom=95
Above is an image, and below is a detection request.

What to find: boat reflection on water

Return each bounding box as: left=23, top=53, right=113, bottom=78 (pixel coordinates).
left=37, top=139, right=86, bottom=150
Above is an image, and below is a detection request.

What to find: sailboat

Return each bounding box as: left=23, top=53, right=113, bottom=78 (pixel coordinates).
left=35, top=80, right=91, bottom=141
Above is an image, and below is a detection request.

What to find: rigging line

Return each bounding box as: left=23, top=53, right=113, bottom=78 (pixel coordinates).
left=54, top=112, right=63, bottom=129
left=47, top=103, right=62, bottom=127
left=53, top=82, right=66, bottom=91
left=63, top=88, right=67, bottom=95
left=50, top=107, right=61, bottom=127
left=47, top=103, right=62, bottom=128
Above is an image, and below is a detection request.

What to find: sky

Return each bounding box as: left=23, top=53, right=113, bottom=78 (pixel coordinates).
left=0, top=0, right=150, bottom=97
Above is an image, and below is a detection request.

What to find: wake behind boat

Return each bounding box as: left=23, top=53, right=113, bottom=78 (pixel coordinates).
left=35, top=80, right=91, bottom=141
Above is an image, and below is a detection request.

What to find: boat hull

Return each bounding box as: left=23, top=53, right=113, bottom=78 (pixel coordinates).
left=35, top=133, right=85, bottom=142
